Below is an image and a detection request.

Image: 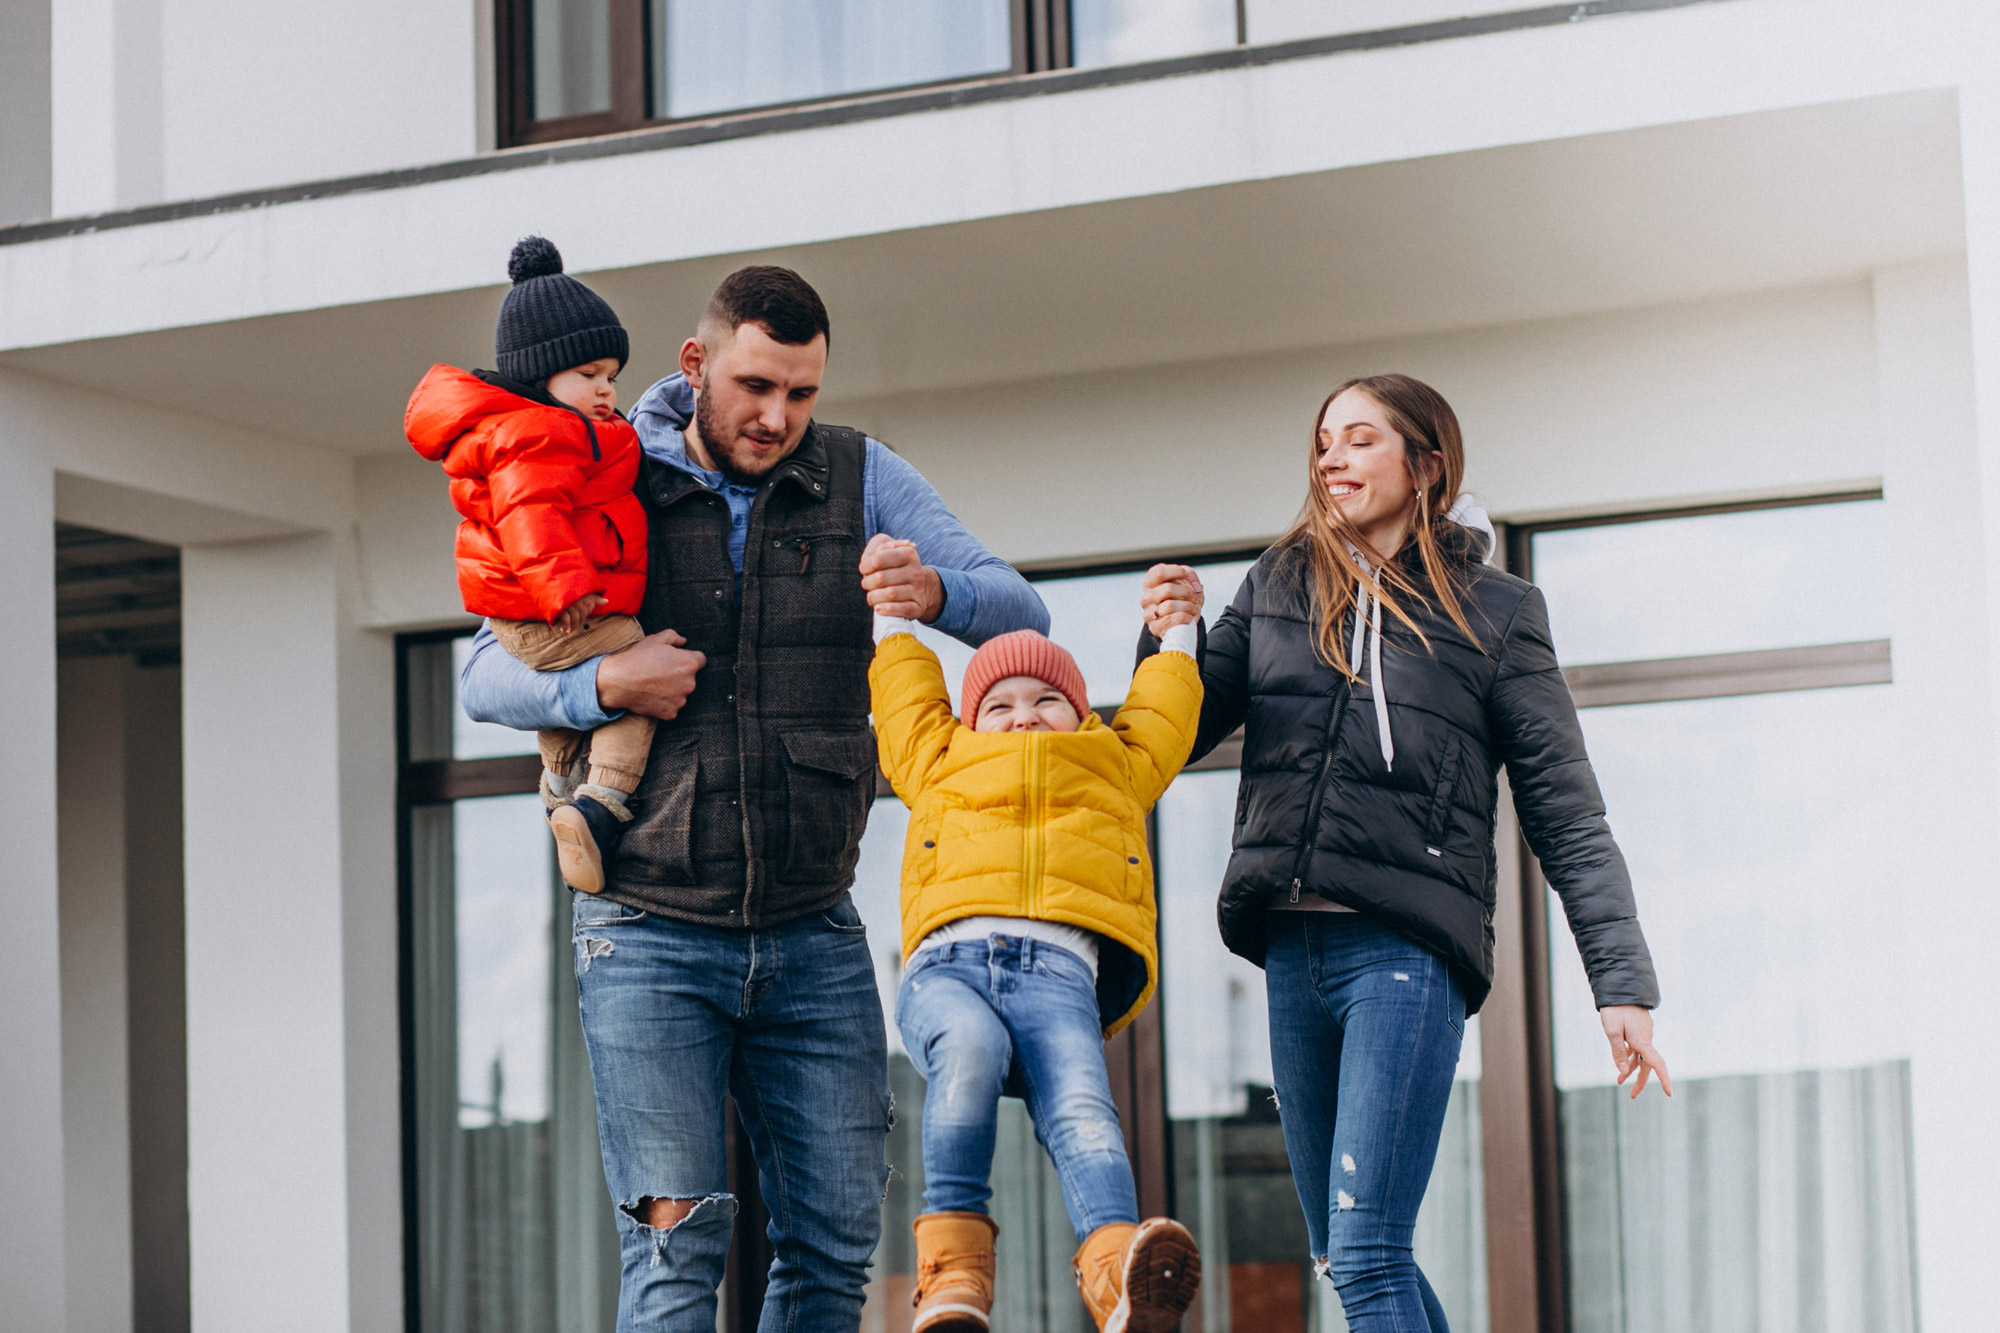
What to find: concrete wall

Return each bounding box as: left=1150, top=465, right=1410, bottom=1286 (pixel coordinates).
left=43, top=0, right=479, bottom=215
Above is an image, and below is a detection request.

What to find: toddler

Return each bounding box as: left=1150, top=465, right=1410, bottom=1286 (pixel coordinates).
left=869, top=544, right=1206, bottom=1333
left=404, top=236, right=651, bottom=893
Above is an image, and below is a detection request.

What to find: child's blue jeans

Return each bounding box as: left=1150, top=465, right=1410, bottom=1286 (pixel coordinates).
left=895, top=934, right=1140, bottom=1243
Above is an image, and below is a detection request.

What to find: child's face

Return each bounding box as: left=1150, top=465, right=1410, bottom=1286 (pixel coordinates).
left=974, top=676, right=1082, bottom=733
left=546, top=358, right=621, bottom=421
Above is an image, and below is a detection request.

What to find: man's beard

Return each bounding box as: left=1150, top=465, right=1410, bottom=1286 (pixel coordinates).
left=694, top=392, right=792, bottom=486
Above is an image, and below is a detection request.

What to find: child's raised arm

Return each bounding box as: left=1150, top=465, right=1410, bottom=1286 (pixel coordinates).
left=1113, top=565, right=1207, bottom=807
left=869, top=624, right=960, bottom=806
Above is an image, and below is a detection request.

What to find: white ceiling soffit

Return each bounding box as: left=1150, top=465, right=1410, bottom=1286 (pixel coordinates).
left=0, top=91, right=1962, bottom=455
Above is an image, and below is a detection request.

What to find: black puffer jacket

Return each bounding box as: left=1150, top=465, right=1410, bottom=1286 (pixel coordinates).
left=1153, top=526, right=1658, bottom=1015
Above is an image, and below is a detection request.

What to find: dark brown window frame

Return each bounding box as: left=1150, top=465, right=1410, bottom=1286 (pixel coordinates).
left=495, top=0, right=1090, bottom=148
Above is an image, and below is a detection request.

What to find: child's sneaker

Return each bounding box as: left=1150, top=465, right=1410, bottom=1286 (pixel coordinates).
left=549, top=792, right=627, bottom=894
left=1074, top=1217, right=1201, bottom=1333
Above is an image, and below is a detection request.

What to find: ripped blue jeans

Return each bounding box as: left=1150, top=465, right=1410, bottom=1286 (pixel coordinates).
left=573, top=891, right=891, bottom=1333
left=895, top=935, right=1138, bottom=1243
left=1265, top=911, right=1466, bottom=1333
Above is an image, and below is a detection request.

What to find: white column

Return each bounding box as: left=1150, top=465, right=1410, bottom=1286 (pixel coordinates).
left=0, top=448, right=66, bottom=1327
left=181, top=534, right=355, bottom=1331
left=1889, top=80, right=2000, bottom=1318
left=57, top=655, right=136, bottom=1333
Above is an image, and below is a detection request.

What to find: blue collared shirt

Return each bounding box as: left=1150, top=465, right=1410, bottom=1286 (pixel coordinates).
left=459, top=373, right=1049, bottom=732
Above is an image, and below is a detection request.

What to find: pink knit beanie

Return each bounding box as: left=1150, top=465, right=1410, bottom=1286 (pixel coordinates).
left=960, top=630, right=1090, bottom=726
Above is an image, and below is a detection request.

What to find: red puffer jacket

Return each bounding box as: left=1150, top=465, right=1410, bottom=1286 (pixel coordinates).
left=405, top=365, right=649, bottom=622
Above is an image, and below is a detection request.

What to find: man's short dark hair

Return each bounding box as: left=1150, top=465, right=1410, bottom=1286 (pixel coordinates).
left=701, top=266, right=831, bottom=350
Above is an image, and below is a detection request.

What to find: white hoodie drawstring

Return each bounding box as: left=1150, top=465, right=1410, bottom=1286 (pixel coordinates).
left=1342, top=493, right=1491, bottom=773
left=1348, top=549, right=1395, bottom=772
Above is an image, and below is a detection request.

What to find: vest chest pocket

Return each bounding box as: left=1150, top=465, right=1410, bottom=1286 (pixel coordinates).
left=778, top=727, right=878, bottom=882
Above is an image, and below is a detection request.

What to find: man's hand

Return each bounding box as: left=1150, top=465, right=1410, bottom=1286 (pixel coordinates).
left=1140, top=564, right=1204, bottom=637
left=1600, top=1005, right=1672, bottom=1099
left=595, top=627, right=705, bottom=721
left=860, top=534, right=946, bottom=623
left=555, top=592, right=607, bottom=635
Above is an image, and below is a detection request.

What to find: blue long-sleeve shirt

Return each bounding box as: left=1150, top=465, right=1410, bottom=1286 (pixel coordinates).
left=459, top=373, right=1048, bottom=732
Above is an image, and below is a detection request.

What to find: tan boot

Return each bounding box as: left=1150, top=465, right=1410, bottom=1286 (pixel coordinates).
left=912, top=1212, right=998, bottom=1333
left=1074, top=1218, right=1202, bottom=1333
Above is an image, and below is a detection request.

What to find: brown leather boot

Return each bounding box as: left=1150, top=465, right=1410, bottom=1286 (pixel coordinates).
left=1074, top=1217, right=1202, bottom=1333
left=912, top=1212, right=999, bottom=1333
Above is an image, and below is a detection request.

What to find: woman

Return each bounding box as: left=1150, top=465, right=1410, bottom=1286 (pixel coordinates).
left=1138, top=374, right=1669, bottom=1330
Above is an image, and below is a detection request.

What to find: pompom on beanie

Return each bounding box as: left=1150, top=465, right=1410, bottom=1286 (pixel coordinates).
left=494, top=236, right=630, bottom=385
left=960, top=630, right=1090, bottom=726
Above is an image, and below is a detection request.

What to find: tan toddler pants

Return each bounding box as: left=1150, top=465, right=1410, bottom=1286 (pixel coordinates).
left=488, top=613, right=655, bottom=793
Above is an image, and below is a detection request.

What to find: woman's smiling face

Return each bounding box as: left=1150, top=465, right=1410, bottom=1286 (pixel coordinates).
left=1317, top=387, right=1421, bottom=557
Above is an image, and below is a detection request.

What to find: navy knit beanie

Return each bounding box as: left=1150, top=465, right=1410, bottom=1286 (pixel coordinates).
left=494, top=237, right=629, bottom=384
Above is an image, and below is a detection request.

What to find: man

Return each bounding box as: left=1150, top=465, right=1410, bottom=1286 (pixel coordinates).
left=460, top=265, right=1048, bottom=1331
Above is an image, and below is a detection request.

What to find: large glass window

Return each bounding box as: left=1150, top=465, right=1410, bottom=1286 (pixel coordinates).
left=403, top=635, right=620, bottom=1333
left=1069, top=0, right=1239, bottom=68
left=654, top=0, right=1012, bottom=120
left=1526, top=496, right=1916, bottom=1332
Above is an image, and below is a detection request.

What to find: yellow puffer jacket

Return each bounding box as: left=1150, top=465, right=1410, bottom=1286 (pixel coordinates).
left=870, top=632, right=1203, bottom=1036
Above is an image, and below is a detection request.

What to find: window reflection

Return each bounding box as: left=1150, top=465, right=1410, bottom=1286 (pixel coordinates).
left=1551, top=686, right=1916, bottom=1330
left=531, top=0, right=614, bottom=119
left=653, top=0, right=1011, bottom=120
left=1070, top=0, right=1238, bottom=68
left=1530, top=499, right=1888, bottom=665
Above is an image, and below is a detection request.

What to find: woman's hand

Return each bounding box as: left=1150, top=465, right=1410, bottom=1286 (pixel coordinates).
left=1140, top=564, right=1204, bottom=636
left=1600, top=1005, right=1672, bottom=1099
left=555, top=593, right=606, bottom=634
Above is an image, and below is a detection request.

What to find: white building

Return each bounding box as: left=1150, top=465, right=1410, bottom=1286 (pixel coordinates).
left=3, top=1, right=1995, bottom=1330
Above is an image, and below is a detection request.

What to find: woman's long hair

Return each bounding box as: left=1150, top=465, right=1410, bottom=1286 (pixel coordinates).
left=1277, top=373, right=1481, bottom=680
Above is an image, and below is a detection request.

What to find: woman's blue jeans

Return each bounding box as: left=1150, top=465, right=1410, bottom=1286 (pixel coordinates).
left=895, top=935, right=1140, bottom=1243
left=1265, top=912, right=1466, bottom=1333
left=572, top=891, right=892, bottom=1333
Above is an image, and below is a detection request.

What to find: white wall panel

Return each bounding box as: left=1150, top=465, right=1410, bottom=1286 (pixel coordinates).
left=0, top=447, right=65, bottom=1328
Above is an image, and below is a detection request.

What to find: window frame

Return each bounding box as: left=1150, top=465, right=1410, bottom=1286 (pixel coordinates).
left=1485, top=488, right=1891, bottom=1333
left=494, top=0, right=1088, bottom=148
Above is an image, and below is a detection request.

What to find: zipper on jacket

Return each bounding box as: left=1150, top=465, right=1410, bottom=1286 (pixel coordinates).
left=1288, top=669, right=1356, bottom=894
left=1024, top=732, right=1046, bottom=919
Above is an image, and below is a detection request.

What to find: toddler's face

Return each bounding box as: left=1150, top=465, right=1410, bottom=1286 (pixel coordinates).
left=546, top=358, right=621, bottom=421
left=974, top=675, right=1082, bottom=733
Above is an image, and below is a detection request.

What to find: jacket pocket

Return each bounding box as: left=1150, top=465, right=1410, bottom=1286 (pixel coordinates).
left=1422, top=735, right=1463, bottom=858
left=780, top=727, right=878, bottom=881
left=619, top=734, right=699, bottom=884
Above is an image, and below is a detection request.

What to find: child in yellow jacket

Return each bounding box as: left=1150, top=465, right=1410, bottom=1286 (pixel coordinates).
left=868, top=544, right=1205, bottom=1333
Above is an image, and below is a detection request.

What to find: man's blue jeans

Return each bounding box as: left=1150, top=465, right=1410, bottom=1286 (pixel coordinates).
left=894, top=935, right=1139, bottom=1244
left=1265, top=912, right=1467, bottom=1333
left=572, top=891, right=892, bottom=1333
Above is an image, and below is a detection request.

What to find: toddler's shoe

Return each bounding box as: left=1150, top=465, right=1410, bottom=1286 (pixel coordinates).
left=549, top=793, right=626, bottom=894
left=1074, top=1217, right=1201, bottom=1333
left=912, top=1212, right=998, bottom=1333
